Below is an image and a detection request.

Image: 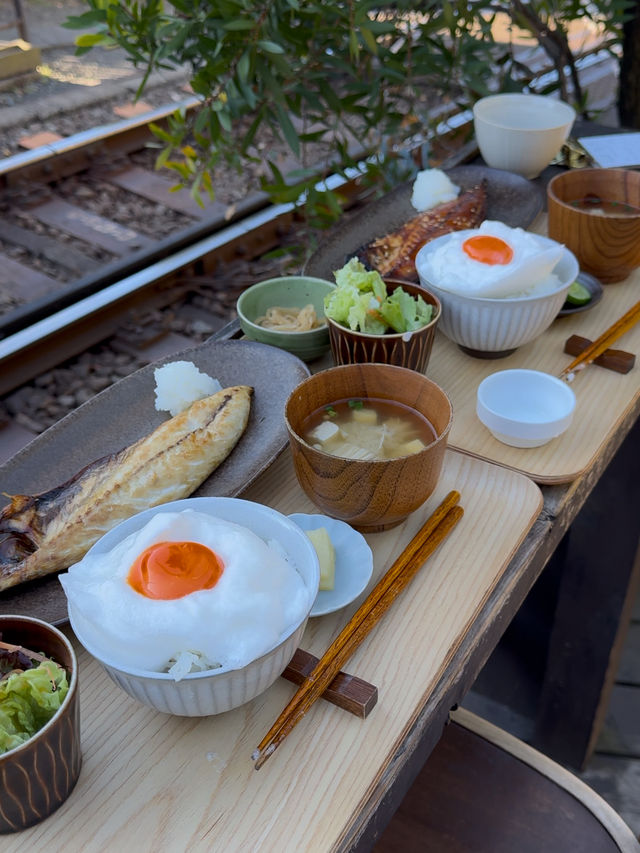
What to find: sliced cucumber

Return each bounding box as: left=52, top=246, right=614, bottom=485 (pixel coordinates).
left=566, top=281, right=592, bottom=305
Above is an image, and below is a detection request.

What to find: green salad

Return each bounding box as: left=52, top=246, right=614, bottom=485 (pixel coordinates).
left=0, top=643, right=69, bottom=755
left=324, top=258, right=434, bottom=335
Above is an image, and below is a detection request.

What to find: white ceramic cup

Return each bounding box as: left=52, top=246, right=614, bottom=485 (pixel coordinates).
left=473, top=93, right=576, bottom=179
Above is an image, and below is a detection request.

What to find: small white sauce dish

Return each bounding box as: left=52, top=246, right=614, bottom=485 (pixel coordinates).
left=289, top=513, right=373, bottom=616
left=476, top=369, right=576, bottom=448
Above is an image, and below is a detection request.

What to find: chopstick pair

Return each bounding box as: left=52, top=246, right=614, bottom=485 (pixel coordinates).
left=559, top=299, right=640, bottom=381
left=252, top=490, right=464, bottom=770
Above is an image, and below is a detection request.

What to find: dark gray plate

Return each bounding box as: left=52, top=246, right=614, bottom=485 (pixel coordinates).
left=558, top=271, right=604, bottom=316
left=0, top=339, right=310, bottom=625
left=304, top=165, right=544, bottom=280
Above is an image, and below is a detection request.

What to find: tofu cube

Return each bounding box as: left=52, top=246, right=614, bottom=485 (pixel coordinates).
left=401, top=438, right=427, bottom=456
left=308, top=420, right=342, bottom=449
left=351, top=407, right=378, bottom=425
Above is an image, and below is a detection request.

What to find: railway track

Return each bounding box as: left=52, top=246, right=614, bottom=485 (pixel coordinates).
left=0, top=97, right=475, bottom=460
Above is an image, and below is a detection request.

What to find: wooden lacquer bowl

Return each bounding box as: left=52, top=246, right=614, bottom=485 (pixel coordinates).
left=285, top=363, right=453, bottom=533
left=327, top=280, right=440, bottom=374
left=547, top=168, right=640, bottom=283
left=0, top=616, right=81, bottom=834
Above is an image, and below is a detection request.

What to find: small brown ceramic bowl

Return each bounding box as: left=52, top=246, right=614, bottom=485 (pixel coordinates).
left=285, top=363, right=453, bottom=532
left=547, top=168, right=640, bottom=283
left=0, top=615, right=81, bottom=834
left=327, top=279, right=440, bottom=373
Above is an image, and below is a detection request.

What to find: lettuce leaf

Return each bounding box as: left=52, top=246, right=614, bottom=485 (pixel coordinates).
left=0, top=660, right=69, bottom=755
left=325, top=258, right=433, bottom=334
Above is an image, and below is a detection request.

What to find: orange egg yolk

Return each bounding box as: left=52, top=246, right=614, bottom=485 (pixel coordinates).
left=462, top=235, right=514, bottom=265
left=127, top=541, right=224, bottom=600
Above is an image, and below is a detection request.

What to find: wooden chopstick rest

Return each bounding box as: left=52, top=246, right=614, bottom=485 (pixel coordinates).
left=564, top=334, right=635, bottom=375
left=282, top=648, right=378, bottom=718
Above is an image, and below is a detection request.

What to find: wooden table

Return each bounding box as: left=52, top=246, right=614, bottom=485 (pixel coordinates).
left=5, top=139, right=640, bottom=850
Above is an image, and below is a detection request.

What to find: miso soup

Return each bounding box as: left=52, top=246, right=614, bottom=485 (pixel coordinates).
left=570, top=195, right=640, bottom=217
left=302, top=397, right=437, bottom=461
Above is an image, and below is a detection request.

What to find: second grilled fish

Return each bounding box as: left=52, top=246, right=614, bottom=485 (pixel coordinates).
left=359, top=182, right=488, bottom=281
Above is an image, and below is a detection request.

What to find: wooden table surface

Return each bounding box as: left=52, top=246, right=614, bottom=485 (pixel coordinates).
left=3, top=451, right=542, bottom=852
left=5, top=134, right=640, bottom=849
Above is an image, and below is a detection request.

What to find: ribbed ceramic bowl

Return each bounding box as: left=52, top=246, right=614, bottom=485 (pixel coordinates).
left=415, top=235, right=579, bottom=358
left=236, top=275, right=335, bottom=362
left=285, top=363, right=452, bottom=532
left=67, top=497, right=319, bottom=717
left=327, top=279, right=441, bottom=373
left=0, top=615, right=81, bottom=834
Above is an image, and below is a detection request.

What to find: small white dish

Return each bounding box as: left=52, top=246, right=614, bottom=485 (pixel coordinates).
left=476, top=369, right=576, bottom=448
left=289, top=513, right=374, bottom=616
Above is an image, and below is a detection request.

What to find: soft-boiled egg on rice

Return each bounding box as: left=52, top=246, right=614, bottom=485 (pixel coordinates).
left=59, top=509, right=309, bottom=677
left=417, top=220, right=565, bottom=298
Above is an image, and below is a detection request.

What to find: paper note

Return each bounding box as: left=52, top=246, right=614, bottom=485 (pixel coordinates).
left=578, top=133, right=640, bottom=169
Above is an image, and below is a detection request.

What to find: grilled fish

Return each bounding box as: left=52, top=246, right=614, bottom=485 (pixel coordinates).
left=0, top=385, right=253, bottom=592
left=359, top=181, right=488, bottom=281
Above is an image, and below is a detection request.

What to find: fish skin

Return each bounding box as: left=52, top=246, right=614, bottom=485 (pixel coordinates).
left=360, top=182, right=488, bottom=281
left=0, top=385, right=253, bottom=592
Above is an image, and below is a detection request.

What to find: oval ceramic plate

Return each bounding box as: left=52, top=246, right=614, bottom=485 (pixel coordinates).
left=0, top=340, right=310, bottom=625
left=558, top=271, right=603, bottom=316
left=288, top=513, right=374, bottom=617
left=304, top=164, right=544, bottom=280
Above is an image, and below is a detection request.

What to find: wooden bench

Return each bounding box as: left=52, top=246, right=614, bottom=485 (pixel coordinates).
left=374, top=707, right=640, bottom=852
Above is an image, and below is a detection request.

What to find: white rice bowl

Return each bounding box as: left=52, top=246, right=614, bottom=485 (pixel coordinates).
left=61, top=498, right=320, bottom=716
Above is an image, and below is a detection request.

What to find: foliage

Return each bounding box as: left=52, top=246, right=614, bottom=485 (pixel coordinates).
left=65, top=1, right=633, bottom=223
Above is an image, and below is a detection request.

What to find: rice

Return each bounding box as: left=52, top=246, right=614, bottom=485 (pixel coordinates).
left=154, top=360, right=222, bottom=416
left=411, top=168, right=460, bottom=211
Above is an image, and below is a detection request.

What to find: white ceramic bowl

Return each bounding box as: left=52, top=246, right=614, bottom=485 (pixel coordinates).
left=67, top=497, right=320, bottom=716
left=473, top=93, right=575, bottom=179
left=415, top=235, right=579, bottom=357
left=477, top=369, right=576, bottom=447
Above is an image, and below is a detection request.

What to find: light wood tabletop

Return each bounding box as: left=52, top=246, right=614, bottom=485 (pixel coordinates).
left=2, top=450, right=542, bottom=852
left=3, top=137, right=640, bottom=849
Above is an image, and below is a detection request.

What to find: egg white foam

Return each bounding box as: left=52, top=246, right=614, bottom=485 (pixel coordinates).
left=59, top=510, right=309, bottom=675
left=420, top=220, right=565, bottom=298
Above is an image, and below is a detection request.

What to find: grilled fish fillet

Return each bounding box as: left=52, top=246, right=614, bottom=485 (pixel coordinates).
left=0, top=385, right=253, bottom=592
left=359, top=181, right=488, bottom=281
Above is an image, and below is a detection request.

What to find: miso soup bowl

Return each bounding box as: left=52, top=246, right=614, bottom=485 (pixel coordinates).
left=547, top=168, right=640, bottom=283
left=285, top=364, right=453, bottom=532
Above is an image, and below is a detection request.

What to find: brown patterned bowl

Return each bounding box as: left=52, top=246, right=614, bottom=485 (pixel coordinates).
left=327, top=279, right=440, bottom=373
left=547, top=168, right=640, bottom=283
left=285, top=363, right=452, bottom=532
left=0, top=615, right=81, bottom=833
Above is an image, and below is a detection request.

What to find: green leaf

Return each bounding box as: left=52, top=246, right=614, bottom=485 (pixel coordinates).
left=257, top=40, right=285, bottom=54
left=274, top=104, right=300, bottom=157
left=359, top=27, right=378, bottom=55
left=222, top=19, right=255, bottom=31
left=63, top=10, right=106, bottom=28
left=75, top=33, right=108, bottom=47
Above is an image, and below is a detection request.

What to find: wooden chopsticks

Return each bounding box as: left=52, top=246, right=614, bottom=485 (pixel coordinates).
left=252, top=490, right=464, bottom=770
left=559, top=299, right=640, bottom=381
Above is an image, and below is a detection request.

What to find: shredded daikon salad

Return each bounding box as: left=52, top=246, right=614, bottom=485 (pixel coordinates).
left=256, top=304, right=325, bottom=332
